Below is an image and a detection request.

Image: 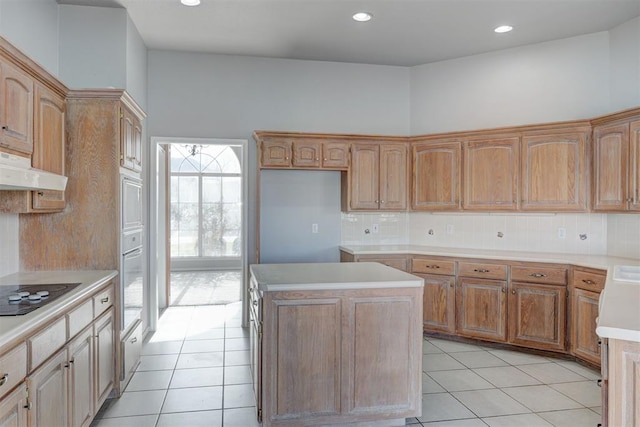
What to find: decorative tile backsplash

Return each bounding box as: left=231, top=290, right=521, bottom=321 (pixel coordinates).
left=607, top=214, right=640, bottom=259
left=342, top=211, right=611, bottom=255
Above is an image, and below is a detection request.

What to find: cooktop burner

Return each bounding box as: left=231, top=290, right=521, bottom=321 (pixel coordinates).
left=0, top=283, right=82, bottom=316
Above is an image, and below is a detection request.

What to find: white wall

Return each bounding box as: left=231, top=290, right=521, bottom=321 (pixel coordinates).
left=126, top=13, right=147, bottom=109
left=58, top=5, right=127, bottom=90
left=147, top=50, right=411, bottom=263
left=609, top=16, right=640, bottom=111
left=0, top=0, right=59, bottom=75
left=409, top=32, right=610, bottom=135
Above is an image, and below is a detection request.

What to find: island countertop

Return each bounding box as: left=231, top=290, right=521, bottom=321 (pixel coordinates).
left=249, top=262, right=423, bottom=292
left=0, top=270, right=118, bottom=349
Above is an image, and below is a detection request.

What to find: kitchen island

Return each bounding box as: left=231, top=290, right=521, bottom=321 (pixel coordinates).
left=249, top=262, right=424, bottom=427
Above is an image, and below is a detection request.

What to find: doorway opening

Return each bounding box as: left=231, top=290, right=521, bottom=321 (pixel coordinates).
left=149, top=138, right=248, bottom=330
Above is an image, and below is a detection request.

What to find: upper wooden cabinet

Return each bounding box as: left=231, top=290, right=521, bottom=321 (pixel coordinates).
left=0, top=61, right=33, bottom=155
left=347, top=142, right=408, bottom=211
left=412, top=141, right=461, bottom=211
left=256, top=133, right=349, bottom=170
left=31, top=83, right=66, bottom=211
left=521, top=131, right=587, bottom=211
left=463, top=136, right=519, bottom=211
left=120, top=105, right=143, bottom=173
left=592, top=115, right=640, bottom=212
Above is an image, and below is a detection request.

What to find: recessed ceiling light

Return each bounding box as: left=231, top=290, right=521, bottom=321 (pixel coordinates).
left=494, top=25, right=513, bottom=33
left=181, top=0, right=201, bottom=6
left=352, top=12, right=373, bottom=22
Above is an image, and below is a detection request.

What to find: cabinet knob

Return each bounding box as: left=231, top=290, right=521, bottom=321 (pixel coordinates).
left=582, top=279, right=596, bottom=285
left=380, top=200, right=385, bottom=204
left=597, top=379, right=602, bottom=387
left=512, top=289, right=516, bottom=294
left=323, top=158, right=327, bottom=161
left=0, top=373, right=7, bottom=386
left=501, top=287, right=506, bottom=293
left=1, top=125, right=7, bottom=130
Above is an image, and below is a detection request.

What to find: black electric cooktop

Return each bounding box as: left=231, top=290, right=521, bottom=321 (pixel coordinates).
left=0, top=283, right=82, bottom=316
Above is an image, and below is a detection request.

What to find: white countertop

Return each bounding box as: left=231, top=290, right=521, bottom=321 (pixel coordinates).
left=0, top=270, right=118, bottom=349
left=340, top=245, right=640, bottom=343
left=250, top=262, right=423, bottom=292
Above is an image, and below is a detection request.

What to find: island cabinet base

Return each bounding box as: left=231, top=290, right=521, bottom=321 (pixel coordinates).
left=259, top=287, right=423, bottom=426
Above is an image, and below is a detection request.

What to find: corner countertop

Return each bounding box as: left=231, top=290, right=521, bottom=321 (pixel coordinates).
left=340, top=245, right=640, bottom=343
left=0, top=270, right=118, bottom=350
left=250, top=262, right=423, bottom=292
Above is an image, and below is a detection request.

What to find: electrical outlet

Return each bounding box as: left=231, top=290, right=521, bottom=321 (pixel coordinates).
left=557, top=227, right=566, bottom=239
left=446, top=224, right=454, bottom=235
left=312, top=223, right=318, bottom=234
left=372, top=224, right=379, bottom=234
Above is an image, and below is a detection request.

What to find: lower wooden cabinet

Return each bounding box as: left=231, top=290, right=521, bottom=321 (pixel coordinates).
left=456, top=277, right=507, bottom=342
left=572, top=288, right=601, bottom=365
left=68, top=328, right=94, bottom=427
left=419, top=273, right=455, bottom=334
left=94, top=309, right=115, bottom=410
left=258, top=286, right=422, bottom=426
left=607, top=338, right=640, bottom=426
left=0, top=384, right=27, bottom=427
left=27, top=349, right=68, bottom=427
left=508, top=282, right=566, bottom=351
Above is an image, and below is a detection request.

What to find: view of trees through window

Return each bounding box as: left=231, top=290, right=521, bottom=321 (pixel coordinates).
left=170, top=144, right=242, bottom=258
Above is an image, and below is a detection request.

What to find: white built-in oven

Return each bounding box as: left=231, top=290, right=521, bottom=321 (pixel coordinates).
left=121, top=176, right=144, bottom=334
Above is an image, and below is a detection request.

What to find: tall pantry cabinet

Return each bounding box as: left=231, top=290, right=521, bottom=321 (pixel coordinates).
left=19, top=89, right=146, bottom=397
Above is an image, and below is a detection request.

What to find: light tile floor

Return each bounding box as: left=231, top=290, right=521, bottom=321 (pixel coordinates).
left=92, top=304, right=602, bottom=427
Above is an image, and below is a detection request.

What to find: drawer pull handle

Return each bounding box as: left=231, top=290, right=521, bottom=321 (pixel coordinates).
left=0, top=374, right=7, bottom=386
left=101, top=297, right=109, bottom=304
left=530, top=273, right=547, bottom=278
left=597, top=379, right=602, bottom=387
left=24, top=401, right=32, bottom=410
left=426, top=265, right=440, bottom=269
left=130, top=337, right=138, bottom=344
left=582, top=279, right=597, bottom=285
left=474, top=269, right=490, bottom=273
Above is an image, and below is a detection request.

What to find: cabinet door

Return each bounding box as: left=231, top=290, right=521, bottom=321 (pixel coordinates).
left=292, top=140, right=320, bottom=168
left=630, top=119, right=640, bottom=211
left=69, top=328, right=94, bottom=427
left=249, top=308, right=262, bottom=423
left=593, top=123, right=629, bottom=211
left=463, top=137, right=519, bottom=210
left=132, top=116, right=142, bottom=172
left=508, top=282, right=566, bottom=351
left=420, top=274, right=455, bottom=334
left=0, top=383, right=27, bottom=427
left=521, top=132, right=587, bottom=211
left=94, top=309, right=115, bottom=409
left=261, top=139, right=291, bottom=167
left=31, top=84, right=66, bottom=211
left=27, top=349, right=68, bottom=427
left=322, top=141, right=349, bottom=169
left=120, top=107, right=135, bottom=170
left=0, top=62, right=33, bottom=154
left=456, top=277, right=507, bottom=342
left=572, top=288, right=601, bottom=365
left=412, top=142, right=461, bottom=211
left=379, top=143, right=408, bottom=210
left=608, top=339, right=640, bottom=427
left=349, top=144, right=380, bottom=210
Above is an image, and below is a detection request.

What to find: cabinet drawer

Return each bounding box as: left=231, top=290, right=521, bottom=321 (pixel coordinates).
left=511, top=265, right=567, bottom=285
left=122, top=320, right=143, bottom=386
left=94, top=285, right=114, bottom=318
left=458, top=262, right=507, bottom=280
left=573, top=269, right=606, bottom=292
left=0, top=343, right=27, bottom=398
left=412, top=258, right=456, bottom=275
left=29, top=317, right=66, bottom=371
left=67, top=298, right=93, bottom=339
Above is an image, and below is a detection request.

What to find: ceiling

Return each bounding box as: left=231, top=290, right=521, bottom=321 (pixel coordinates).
left=58, top=0, right=640, bottom=67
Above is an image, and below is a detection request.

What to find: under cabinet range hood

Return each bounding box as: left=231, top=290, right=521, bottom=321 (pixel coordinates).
left=0, top=151, right=67, bottom=191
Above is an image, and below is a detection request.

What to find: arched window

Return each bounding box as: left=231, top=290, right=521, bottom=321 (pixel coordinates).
left=170, top=144, right=242, bottom=258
